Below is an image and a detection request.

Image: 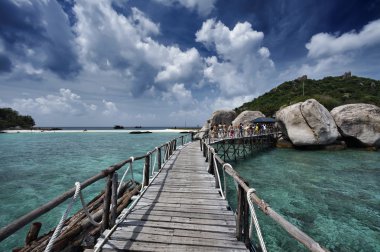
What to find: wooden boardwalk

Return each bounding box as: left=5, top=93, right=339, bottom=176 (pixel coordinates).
left=94, top=141, right=249, bottom=251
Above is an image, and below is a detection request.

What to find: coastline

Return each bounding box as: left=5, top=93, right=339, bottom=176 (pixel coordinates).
left=2, top=129, right=196, bottom=134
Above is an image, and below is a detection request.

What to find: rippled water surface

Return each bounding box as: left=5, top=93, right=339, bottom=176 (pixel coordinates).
left=227, top=148, right=380, bottom=252
left=1, top=133, right=379, bottom=251
left=0, top=132, right=181, bottom=251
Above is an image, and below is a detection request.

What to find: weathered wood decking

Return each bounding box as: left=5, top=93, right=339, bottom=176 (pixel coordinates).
left=94, top=141, right=249, bottom=251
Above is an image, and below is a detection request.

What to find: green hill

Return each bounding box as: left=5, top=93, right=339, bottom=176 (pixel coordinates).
left=0, top=108, right=35, bottom=131
left=236, top=75, right=380, bottom=117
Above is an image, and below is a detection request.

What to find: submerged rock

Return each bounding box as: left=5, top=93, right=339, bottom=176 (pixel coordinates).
left=331, top=104, right=380, bottom=147
left=276, top=99, right=339, bottom=146
left=232, top=111, right=265, bottom=127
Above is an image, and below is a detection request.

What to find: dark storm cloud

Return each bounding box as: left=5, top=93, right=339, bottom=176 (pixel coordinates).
left=0, top=0, right=80, bottom=79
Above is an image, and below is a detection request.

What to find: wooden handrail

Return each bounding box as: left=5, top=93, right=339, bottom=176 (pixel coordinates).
left=0, top=133, right=192, bottom=243
left=203, top=139, right=329, bottom=252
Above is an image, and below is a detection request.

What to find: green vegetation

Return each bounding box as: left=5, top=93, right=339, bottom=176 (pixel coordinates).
left=0, top=108, right=35, bottom=131
left=236, top=75, right=380, bottom=116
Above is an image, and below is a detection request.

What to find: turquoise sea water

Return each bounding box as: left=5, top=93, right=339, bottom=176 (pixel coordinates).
left=0, top=132, right=180, bottom=251
left=1, top=134, right=379, bottom=251
left=227, top=149, right=380, bottom=252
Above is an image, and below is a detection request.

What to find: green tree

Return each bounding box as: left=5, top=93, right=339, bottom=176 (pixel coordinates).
left=0, top=108, right=35, bottom=130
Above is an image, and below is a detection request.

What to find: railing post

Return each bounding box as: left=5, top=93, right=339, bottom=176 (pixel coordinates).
left=101, top=172, right=113, bottom=231
left=144, top=155, right=150, bottom=187
left=236, top=183, right=244, bottom=241
left=243, top=182, right=250, bottom=247
left=25, top=222, right=41, bottom=246
left=110, top=172, right=118, bottom=227
left=200, top=139, right=202, bottom=150
left=181, top=136, right=184, bottom=146
left=208, top=150, right=214, bottom=174
left=157, top=147, right=161, bottom=170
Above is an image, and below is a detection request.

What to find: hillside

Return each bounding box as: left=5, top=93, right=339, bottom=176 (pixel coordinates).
left=236, top=75, right=380, bottom=117
left=0, top=108, right=35, bottom=131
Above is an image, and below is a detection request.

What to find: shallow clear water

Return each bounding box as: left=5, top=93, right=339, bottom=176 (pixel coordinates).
left=0, top=132, right=180, bottom=251
left=1, top=134, right=379, bottom=252
left=227, top=148, right=380, bottom=252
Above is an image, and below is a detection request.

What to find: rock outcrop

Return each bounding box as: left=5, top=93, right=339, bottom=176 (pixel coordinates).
left=195, top=110, right=237, bottom=139
left=276, top=99, right=339, bottom=146
left=209, top=110, right=237, bottom=126
left=232, top=111, right=265, bottom=127
left=194, top=122, right=210, bottom=139
left=331, top=104, right=380, bottom=147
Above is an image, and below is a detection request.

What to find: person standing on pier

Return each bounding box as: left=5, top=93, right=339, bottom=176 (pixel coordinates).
left=228, top=124, right=234, bottom=138
left=239, top=123, right=243, bottom=137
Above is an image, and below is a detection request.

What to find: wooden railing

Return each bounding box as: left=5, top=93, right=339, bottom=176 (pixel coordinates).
left=0, top=133, right=194, bottom=246
left=200, top=138, right=329, bottom=252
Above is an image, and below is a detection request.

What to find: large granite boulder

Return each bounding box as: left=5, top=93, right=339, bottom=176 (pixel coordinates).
left=232, top=111, right=265, bottom=127
left=194, top=122, right=209, bottom=139
left=209, top=110, right=237, bottom=126
left=331, top=104, right=380, bottom=147
left=276, top=99, right=339, bottom=146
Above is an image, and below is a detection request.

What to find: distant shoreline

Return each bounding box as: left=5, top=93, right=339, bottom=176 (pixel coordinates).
left=1, top=129, right=197, bottom=134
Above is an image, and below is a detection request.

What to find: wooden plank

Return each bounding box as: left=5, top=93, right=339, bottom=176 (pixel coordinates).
left=100, top=240, right=248, bottom=252
left=126, top=214, right=236, bottom=227
left=111, top=225, right=238, bottom=241
left=95, top=141, right=248, bottom=251
left=137, top=197, right=228, bottom=206
left=141, top=192, right=223, bottom=200
left=129, top=209, right=235, bottom=220
left=108, top=231, right=248, bottom=249
left=119, top=220, right=236, bottom=234
left=130, top=205, right=233, bottom=215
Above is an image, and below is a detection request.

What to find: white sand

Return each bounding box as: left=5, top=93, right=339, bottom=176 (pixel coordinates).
left=2, top=129, right=196, bottom=134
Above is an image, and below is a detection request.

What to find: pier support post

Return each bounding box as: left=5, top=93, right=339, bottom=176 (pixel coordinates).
left=144, top=155, right=150, bottom=187
left=208, top=151, right=214, bottom=174
left=157, top=147, right=161, bottom=170
left=110, top=172, right=118, bottom=227
left=102, top=172, right=113, bottom=231
left=25, top=222, right=41, bottom=245
left=236, top=180, right=250, bottom=243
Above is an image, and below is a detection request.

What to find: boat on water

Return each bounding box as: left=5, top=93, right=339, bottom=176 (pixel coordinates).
left=113, top=125, right=124, bottom=129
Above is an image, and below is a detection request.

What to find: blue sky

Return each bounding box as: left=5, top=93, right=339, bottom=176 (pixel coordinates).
left=1, top=0, right=379, bottom=127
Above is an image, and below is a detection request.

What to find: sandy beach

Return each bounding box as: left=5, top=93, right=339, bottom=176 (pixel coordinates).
left=2, top=129, right=196, bottom=134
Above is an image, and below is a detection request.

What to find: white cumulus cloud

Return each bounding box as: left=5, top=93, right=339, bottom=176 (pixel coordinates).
left=153, top=0, right=216, bottom=16
left=74, top=0, right=202, bottom=92
left=196, top=19, right=275, bottom=102
left=8, top=89, right=97, bottom=116
left=102, top=99, right=118, bottom=115
left=162, top=83, right=195, bottom=108
left=306, top=19, right=380, bottom=58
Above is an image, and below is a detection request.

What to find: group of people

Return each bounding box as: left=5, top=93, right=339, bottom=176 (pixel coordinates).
left=209, top=122, right=273, bottom=139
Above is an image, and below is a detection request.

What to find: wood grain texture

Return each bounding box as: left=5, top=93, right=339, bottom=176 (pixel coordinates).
left=94, top=141, right=248, bottom=251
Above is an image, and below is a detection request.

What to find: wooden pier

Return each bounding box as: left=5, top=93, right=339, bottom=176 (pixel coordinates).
left=93, top=141, right=249, bottom=251
left=1, top=133, right=328, bottom=252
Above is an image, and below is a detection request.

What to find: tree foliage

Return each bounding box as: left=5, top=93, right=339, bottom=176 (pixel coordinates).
left=235, top=75, right=380, bottom=116
left=0, top=108, right=35, bottom=130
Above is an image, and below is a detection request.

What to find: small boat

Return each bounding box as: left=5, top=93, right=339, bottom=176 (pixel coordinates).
left=134, top=126, right=142, bottom=128
left=113, top=125, right=124, bottom=129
